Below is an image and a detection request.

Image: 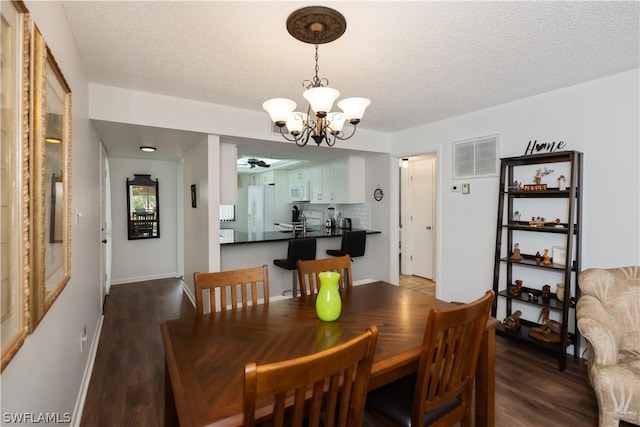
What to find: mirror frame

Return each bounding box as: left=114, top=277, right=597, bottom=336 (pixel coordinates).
left=126, top=174, right=160, bottom=240
left=0, top=0, right=30, bottom=372
left=30, top=24, right=72, bottom=330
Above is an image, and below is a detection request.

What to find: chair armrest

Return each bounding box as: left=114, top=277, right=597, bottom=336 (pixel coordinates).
left=577, top=296, right=619, bottom=366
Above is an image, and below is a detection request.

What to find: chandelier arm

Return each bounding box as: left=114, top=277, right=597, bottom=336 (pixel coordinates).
left=334, top=123, right=358, bottom=141
left=325, top=131, right=336, bottom=146
left=277, top=126, right=305, bottom=144
left=296, top=127, right=313, bottom=147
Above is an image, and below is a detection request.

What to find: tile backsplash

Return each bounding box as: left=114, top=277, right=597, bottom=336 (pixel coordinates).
left=299, top=203, right=371, bottom=229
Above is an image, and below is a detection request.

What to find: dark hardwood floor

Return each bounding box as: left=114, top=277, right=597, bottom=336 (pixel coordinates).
left=80, top=278, right=196, bottom=427
left=80, top=276, right=606, bottom=427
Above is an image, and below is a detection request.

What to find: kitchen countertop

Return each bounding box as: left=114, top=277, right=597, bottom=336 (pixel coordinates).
left=220, top=228, right=381, bottom=245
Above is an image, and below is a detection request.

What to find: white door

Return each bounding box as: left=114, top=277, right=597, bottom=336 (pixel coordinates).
left=99, top=144, right=113, bottom=302
left=408, top=157, right=436, bottom=280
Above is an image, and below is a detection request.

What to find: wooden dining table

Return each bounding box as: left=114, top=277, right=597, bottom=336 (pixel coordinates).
left=161, top=281, right=499, bottom=427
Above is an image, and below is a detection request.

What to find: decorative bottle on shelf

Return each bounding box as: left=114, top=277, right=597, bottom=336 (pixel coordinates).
left=315, top=272, right=342, bottom=321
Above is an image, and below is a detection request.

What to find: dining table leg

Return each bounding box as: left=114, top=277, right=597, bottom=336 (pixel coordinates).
left=164, top=362, right=179, bottom=427
left=475, top=318, right=498, bottom=427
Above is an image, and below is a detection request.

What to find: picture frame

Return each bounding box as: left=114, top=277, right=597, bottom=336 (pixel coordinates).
left=1, top=0, right=30, bottom=372
left=29, top=24, right=72, bottom=330
left=126, top=174, right=160, bottom=240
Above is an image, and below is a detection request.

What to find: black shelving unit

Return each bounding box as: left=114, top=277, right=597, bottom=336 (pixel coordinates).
left=491, top=150, right=583, bottom=371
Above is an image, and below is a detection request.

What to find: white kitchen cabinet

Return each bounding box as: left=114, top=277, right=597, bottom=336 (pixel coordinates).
left=252, top=170, right=275, bottom=185
left=310, top=163, right=333, bottom=203
left=261, top=170, right=275, bottom=185
left=310, top=157, right=365, bottom=204
left=287, top=168, right=310, bottom=187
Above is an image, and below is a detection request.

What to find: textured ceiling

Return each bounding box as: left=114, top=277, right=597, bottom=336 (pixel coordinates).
left=62, top=1, right=639, bottom=160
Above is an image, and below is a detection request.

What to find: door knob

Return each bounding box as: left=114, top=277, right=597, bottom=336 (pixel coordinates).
left=425, top=226, right=432, bottom=230
left=102, top=239, right=107, bottom=244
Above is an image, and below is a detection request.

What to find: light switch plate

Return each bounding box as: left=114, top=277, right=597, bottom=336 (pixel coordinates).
left=462, top=183, right=470, bottom=194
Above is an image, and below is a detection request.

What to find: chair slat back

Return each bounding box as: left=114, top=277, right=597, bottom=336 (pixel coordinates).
left=243, top=325, right=378, bottom=427
left=413, top=290, right=494, bottom=426
left=296, top=256, right=352, bottom=296
left=193, top=265, right=269, bottom=315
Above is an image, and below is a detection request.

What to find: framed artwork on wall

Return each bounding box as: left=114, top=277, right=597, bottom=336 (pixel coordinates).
left=29, top=23, right=72, bottom=331
left=0, top=0, right=30, bottom=372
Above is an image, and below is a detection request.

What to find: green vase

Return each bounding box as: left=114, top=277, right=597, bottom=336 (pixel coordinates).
left=315, top=272, right=342, bottom=321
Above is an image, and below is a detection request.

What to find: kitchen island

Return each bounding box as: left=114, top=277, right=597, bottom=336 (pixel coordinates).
left=220, top=227, right=380, bottom=245
left=220, top=227, right=384, bottom=296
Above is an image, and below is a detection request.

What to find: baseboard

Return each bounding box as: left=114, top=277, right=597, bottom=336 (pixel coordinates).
left=70, top=314, right=104, bottom=427
left=110, top=272, right=179, bottom=286
left=354, top=278, right=378, bottom=286
left=182, top=281, right=196, bottom=307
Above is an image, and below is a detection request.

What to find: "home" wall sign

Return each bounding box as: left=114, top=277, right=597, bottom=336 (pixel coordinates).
left=524, top=140, right=566, bottom=155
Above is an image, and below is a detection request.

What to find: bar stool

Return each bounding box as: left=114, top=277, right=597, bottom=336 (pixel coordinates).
left=326, top=230, right=366, bottom=260
left=274, top=238, right=316, bottom=296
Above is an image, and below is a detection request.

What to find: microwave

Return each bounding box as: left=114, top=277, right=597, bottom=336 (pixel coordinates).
left=289, top=182, right=310, bottom=201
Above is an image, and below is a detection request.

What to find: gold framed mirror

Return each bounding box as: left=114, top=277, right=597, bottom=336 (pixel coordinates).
left=30, top=24, right=72, bottom=330
left=1, top=0, right=30, bottom=372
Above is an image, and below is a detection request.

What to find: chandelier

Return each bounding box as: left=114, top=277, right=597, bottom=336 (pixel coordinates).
left=263, top=6, right=370, bottom=147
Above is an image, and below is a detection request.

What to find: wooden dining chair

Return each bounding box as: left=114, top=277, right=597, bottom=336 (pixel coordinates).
left=366, top=290, right=494, bottom=427
left=243, top=325, right=379, bottom=427
left=193, top=264, right=269, bottom=315
left=296, top=255, right=353, bottom=296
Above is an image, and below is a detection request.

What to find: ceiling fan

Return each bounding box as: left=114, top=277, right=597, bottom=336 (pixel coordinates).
left=239, top=157, right=271, bottom=169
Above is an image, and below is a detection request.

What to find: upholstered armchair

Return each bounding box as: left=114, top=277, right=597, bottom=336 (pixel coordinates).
left=577, top=266, right=640, bottom=427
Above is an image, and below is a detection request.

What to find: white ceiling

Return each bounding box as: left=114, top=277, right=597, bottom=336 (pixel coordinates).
left=62, top=1, right=639, bottom=162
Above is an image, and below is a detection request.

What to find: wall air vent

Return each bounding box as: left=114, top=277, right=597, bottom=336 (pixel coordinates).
left=452, top=134, right=499, bottom=179
left=270, top=121, right=291, bottom=136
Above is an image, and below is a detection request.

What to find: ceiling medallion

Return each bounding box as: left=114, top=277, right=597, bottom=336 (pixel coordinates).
left=263, top=6, right=370, bottom=147
left=286, top=6, right=346, bottom=45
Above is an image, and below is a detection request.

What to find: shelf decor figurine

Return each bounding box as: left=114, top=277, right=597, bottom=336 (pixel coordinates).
left=556, top=283, right=565, bottom=302
left=534, top=167, right=554, bottom=185
left=523, top=167, right=554, bottom=191
left=510, top=243, right=523, bottom=261
left=542, top=284, right=551, bottom=301
left=535, top=251, right=542, bottom=264
left=528, top=308, right=565, bottom=343
left=543, top=249, right=551, bottom=265
left=557, top=174, right=566, bottom=191
left=510, top=280, right=523, bottom=297
left=503, top=310, right=522, bottom=332
left=315, top=271, right=342, bottom=321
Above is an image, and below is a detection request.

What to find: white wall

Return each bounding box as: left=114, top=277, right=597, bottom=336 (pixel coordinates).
left=89, top=84, right=392, bottom=155
left=1, top=0, right=103, bottom=422
left=392, top=69, right=640, bottom=305
left=183, top=135, right=222, bottom=299
left=108, top=158, right=179, bottom=284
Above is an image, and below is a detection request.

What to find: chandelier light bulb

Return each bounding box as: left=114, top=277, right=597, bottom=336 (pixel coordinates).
left=286, top=112, right=307, bottom=135
left=263, top=98, right=296, bottom=124
left=327, top=112, right=346, bottom=132
left=303, top=87, right=340, bottom=116
left=337, top=97, right=371, bottom=122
